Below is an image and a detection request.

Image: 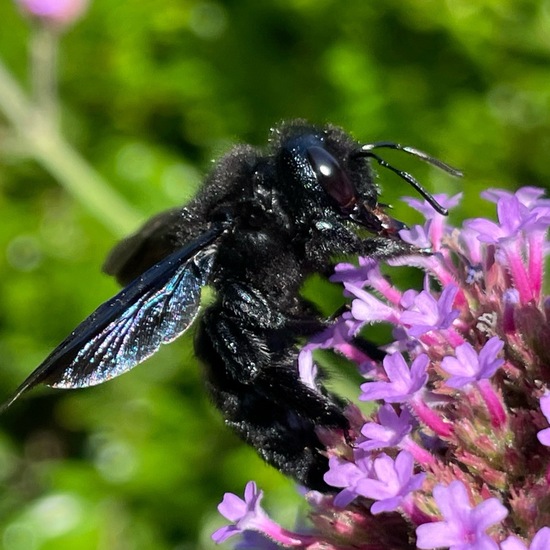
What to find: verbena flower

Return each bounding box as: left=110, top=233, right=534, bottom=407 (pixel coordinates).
left=536, top=394, right=550, bottom=447
left=15, top=0, right=90, bottom=27
left=501, top=527, right=550, bottom=550
left=212, top=481, right=314, bottom=547
left=359, top=403, right=414, bottom=451
left=416, top=480, right=508, bottom=550
left=213, top=187, right=550, bottom=549
left=440, top=337, right=504, bottom=389
left=359, top=352, right=429, bottom=403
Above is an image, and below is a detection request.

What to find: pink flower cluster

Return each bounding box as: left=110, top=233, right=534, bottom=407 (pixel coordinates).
left=214, top=188, right=550, bottom=549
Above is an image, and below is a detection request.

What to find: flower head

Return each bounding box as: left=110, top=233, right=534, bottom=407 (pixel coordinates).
left=15, top=0, right=90, bottom=26
left=213, top=188, right=550, bottom=550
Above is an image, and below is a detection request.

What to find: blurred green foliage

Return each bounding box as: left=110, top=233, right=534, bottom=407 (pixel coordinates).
left=1, top=0, right=550, bottom=548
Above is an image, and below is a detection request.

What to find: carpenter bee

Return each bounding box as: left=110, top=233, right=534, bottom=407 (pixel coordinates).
left=2, top=120, right=460, bottom=491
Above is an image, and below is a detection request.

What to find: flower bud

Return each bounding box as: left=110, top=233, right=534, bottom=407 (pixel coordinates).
left=15, top=0, right=90, bottom=28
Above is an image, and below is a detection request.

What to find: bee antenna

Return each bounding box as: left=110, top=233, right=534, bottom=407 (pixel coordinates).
left=353, top=142, right=463, bottom=216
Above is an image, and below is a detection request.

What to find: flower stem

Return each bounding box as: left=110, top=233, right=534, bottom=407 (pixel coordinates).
left=30, top=22, right=59, bottom=131
left=0, top=57, right=142, bottom=236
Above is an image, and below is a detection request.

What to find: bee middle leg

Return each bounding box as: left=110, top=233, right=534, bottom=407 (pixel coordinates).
left=195, top=297, right=348, bottom=491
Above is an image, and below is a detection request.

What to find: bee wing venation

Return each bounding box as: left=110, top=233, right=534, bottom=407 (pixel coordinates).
left=1, top=225, right=224, bottom=410
left=59, top=246, right=215, bottom=388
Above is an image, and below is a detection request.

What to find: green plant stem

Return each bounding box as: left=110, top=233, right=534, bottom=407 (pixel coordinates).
left=30, top=23, right=59, bottom=130
left=0, top=57, right=142, bottom=236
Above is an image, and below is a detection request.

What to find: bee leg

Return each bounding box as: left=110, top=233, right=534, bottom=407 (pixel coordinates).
left=195, top=300, right=348, bottom=491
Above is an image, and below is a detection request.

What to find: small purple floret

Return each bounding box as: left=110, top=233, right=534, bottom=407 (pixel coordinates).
left=501, top=527, right=550, bottom=550
left=359, top=404, right=414, bottom=451
left=415, top=480, right=507, bottom=550
left=212, top=482, right=268, bottom=543
left=400, top=284, right=459, bottom=337
left=441, top=337, right=504, bottom=389
left=360, top=352, right=429, bottom=403
left=537, top=394, right=550, bottom=446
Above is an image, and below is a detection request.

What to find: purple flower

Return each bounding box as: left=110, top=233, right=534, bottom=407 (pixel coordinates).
left=212, top=482, right=307, bottom=547
left=359, top=404, right=414, bottom=451
left=403, top=193, right=462, bottom=220
left=331, top=257, right=379, bottom=287
left=212, top=482, right=269, bottom=544
left=401, top=194, right=462, bottom=253
left=465, top=188, right=550, bottom=305
left=482, top=187, right=550, bottom=212
left=304, top=316, right=359, bottom=349
left=501, top=527, right=550, bottom=550
left=297, top=349, right=318, bottom=391
left=324, top=452, right=375, bottom=507
left=325, top=451, right=425, bottom=513
left=360, top=352, right=429, bottom=403
left=466, top=195, right=543, bottom=244
left=536, top=394, right=550, bottom=446
left=15, top=0, right=90, bottom=26
left=400, top=284, right=460, bottom=337
left=333, top=257, right=402, bottom=305
left=400, top=222, right=433, bottom=249
left=441, top=337, right=504, bottom=389
left=415, top=481, right=508, bottom=550
left=400, top=288, right=419, bottom=309
left=348, top=284, right=400, bottom=324
left=304, top=317, right=358, bottom=350
left=302, top=318, right=378, bottom=372
left=459, top=227, right=485, bottom=265
left=358, top=451, right=426, bottom=514
left=470, top=187, right=550, bottom=303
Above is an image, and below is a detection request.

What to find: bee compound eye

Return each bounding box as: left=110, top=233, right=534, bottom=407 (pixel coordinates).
left=306, top=146, right=357, bottom=211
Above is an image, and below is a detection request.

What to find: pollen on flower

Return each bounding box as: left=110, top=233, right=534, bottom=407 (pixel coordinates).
left=213, top=187, right=550, bottom=549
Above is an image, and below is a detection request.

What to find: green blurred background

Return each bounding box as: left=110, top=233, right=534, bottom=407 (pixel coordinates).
left=0, top=1, right=549, bottom=548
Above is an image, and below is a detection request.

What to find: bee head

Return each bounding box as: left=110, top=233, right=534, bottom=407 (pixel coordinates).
left=273, top=121, right=459, bottom=237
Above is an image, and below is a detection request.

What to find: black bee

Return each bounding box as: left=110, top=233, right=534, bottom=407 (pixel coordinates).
left=2, top=120, right=460, bottom=491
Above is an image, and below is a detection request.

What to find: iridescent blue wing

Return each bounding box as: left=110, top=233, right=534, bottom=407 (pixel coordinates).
left=2, top=224, right=225, bottom=410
